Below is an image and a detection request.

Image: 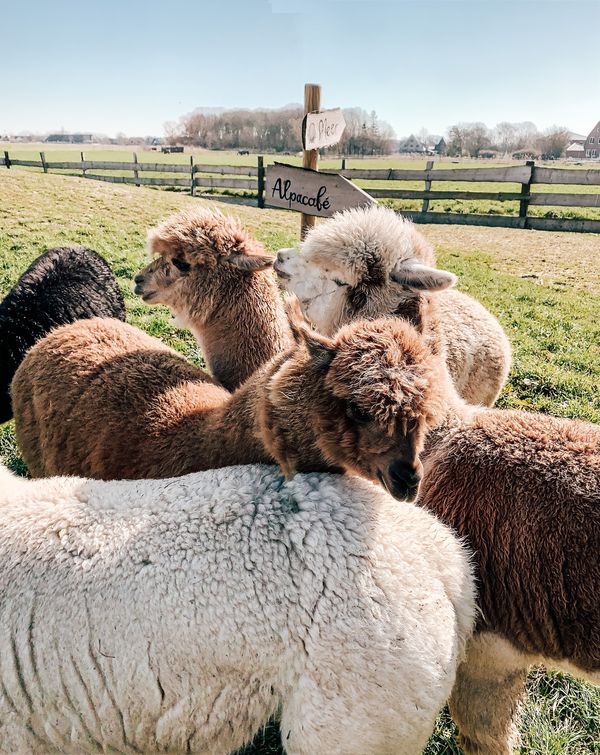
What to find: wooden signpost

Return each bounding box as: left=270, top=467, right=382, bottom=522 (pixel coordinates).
left=270, top=82, right=374, bottom=237
left=266, top=163, right=373, bottom=217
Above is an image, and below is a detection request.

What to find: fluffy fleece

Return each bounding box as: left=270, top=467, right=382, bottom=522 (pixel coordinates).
left=0, top=246, right=125, bottom=423
left=0, top=463, right=475, bottom=755
left=134, top=207, right=292, bottom=391
left=12, top=315, right=446, bottom=501
left=274, top=205, right=511, bottom=407
left=400, top=351, right=600, bottom=754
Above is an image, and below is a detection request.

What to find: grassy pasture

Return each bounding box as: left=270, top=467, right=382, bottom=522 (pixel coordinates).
left=0, top=168, right=599, bottom=753
left=4, top=143, right=600, bottom=220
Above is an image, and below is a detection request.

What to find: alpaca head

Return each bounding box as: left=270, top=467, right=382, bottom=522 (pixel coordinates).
left=274, top=205, right=457, bottom=335
left=134, top=208, right=274, bottom=324
left=261, top=308, right=447, bottom=501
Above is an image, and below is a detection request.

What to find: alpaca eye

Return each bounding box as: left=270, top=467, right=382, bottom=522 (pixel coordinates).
left=347, top=401, right=371, bottom=424
left=172, top=258, right=191, bottom=273
left=333, top=278, right=348, bottom=287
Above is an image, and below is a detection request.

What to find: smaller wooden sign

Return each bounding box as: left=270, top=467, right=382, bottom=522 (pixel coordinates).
left=302, top=108, right=346, bottom=150
left=266, top=163, right=374, bottom=218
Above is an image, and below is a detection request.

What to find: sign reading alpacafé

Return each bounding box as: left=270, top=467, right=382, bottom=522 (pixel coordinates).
left=265, top=163, right=374, bottom=218
left=302, top=108, right=346, bottom=150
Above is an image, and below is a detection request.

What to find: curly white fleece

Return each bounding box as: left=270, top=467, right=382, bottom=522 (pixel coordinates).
left=0, top=464, right=475, bottom=755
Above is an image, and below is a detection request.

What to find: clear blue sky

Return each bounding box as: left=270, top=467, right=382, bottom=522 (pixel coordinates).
left=2, top=0, right=599, bottom=138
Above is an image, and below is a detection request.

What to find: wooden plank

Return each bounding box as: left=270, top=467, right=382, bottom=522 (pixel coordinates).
left=366, top=189, right=523, bottom=201
left=529, top=192, right=600, bottom=207
left=193, top=164, right=258, bottom=176
left=80, top=161, right=191, bottom=172
left=83, top=174, right=191, bottom=187
left=302, top=108, right=346, bottom=150
left=9, top=159, right=44, bottom=167
left=193, top=176, right=257, bottom=189
left=45, top=161, right=94, bottom=170
left=533, top=167, right=600, bottom=186
left=265, top=162, right=374, bottom=217
left=402, top=210, right=600, bottom=233
left=341, top=165, right=533, bottom=182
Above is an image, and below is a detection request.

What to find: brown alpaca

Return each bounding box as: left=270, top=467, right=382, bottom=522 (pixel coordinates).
left=12, top=315, right=446, bottom=500
left=134, top=207, right=292, bottom=391
left=403, top=356, right=600, bottom=753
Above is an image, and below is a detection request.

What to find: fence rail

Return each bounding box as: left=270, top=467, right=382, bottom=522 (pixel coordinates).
left=2, top=150, right=600, bottom=232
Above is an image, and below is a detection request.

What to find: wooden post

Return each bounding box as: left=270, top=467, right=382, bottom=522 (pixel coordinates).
left=519, top=160, right=535, bottom=227
left=40, top=151, right=48, bottom=173
left=341, top=158, right=346, bottom=171
left=133, top=152, right=140, bottom=187
left=3, top=150, right=10, bottom=169
left=190, top=155, right=195, bottom=196
left=301, top=83, right=321, bottom=238
left=421, top=160, right=434, bottom=213
left=81, top=151, right=86, bottom=177
left=257, top=155, right=265, bottom=208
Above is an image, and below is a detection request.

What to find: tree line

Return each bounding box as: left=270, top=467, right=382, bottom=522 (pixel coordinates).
left=164, top=107, right=396, bottom=155
left=443, top=121, right=572, bottom=159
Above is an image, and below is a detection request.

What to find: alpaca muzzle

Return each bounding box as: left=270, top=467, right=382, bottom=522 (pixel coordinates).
left=378, top=461, right=421, bottom=502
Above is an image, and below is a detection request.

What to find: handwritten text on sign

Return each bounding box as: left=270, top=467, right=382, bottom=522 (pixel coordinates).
left=302, top=108, right=346, bottom=150
left=265, top=163, right=374, bottom=218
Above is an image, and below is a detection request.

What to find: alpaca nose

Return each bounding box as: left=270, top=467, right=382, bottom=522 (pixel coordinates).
left=134, top=273, right=145, bottom=284
left=386, top=460, right=421, bottom=502
left=276, top=251, right=285, bottom=264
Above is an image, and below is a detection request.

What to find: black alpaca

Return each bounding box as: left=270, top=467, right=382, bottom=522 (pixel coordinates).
left=0, top=246, right=126, bottom=423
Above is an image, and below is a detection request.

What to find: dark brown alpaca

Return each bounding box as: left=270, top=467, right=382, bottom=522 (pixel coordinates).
left=12, top=314, right=446, bottom=500
left=134, top=207, right=292, bottom=392
left=367, top=348, right=600, bottom=754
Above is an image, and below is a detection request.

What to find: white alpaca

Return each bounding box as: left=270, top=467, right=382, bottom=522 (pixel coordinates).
left=275, top=205, right=511, bottom=407
left=0, top=464, right=475, bottom=755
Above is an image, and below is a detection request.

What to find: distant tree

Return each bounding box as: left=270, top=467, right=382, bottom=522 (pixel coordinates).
left=446, top=122, right=491, bottom=157
left=536, top=126, right=570, bottom=159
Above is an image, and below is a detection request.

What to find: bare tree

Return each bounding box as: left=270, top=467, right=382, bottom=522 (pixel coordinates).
left=536, top=126, right=571, bottom=160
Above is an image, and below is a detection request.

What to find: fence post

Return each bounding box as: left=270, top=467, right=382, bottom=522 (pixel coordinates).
left=39, top=151, right=48, bottom=173
left=301, top=83, right=321, bottom=238
left=3, top=150, right=10, bottom=169
left=257, top=155, right=265, bottom=209
left=421, top=159, right=434, bottom=213
left=519, top=160, right=534, bottom=228
left=133, top=152, right=140, bottom=187
left=190, top=155, right=195, bottom=197
left=341, top=158, right=346, bottom=171
left=81, top=151, right=86, bottom=177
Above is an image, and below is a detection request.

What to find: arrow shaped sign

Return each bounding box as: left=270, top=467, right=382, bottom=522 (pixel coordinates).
left=265, top=163, right=374, bottom=218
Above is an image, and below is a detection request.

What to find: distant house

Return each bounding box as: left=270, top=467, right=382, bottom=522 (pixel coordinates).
left=398, top=135, right=427, bottom=154
left=584, top=121, right=600, bottom=159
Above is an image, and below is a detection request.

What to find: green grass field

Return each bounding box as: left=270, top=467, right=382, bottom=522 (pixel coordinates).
left=3, top=143, right=600, bottom=220
left=0, top=168, right=599, bottom=753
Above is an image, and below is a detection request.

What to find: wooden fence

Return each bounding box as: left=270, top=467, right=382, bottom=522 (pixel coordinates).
left=2, top=150, right=600, bottom=233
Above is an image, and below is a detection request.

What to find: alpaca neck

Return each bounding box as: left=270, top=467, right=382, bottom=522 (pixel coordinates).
left=175, top=278, right=292, bottom=393
left=422, top=365, right=475, bottom=459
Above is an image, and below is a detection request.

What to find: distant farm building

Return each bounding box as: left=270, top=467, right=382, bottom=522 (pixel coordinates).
left=584, top=121, right=600, bottom=158
left=46, top=133, right=94, bottom=144
left=398, top=135, right=427, bottom=154
left=566, top=142, right=586, bottom=159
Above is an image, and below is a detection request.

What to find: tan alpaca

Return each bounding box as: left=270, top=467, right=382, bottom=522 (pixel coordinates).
left=134, top=207, right=292, bottom=391
left=12, top=314, right=446, bottom=500
left=275, top=204, right=511, bottom=407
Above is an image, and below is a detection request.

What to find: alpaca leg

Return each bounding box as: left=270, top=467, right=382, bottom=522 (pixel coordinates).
left=449, top=632, right=530, bottom=755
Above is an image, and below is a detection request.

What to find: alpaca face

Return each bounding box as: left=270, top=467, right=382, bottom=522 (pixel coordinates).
left=274, top=205, right=456, bottom=336
left=135, top=208, right=274, bottom=319
left=266, top=316, right=445, bottom=501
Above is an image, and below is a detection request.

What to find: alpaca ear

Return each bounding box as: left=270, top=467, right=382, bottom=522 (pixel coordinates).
left=390, top=260, right=457, bottom=291
left=283, top=295, right=310, bottom=344
left=228, top=253, right=274, bottom=272
left=301, top=327, right=335, bottom=370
